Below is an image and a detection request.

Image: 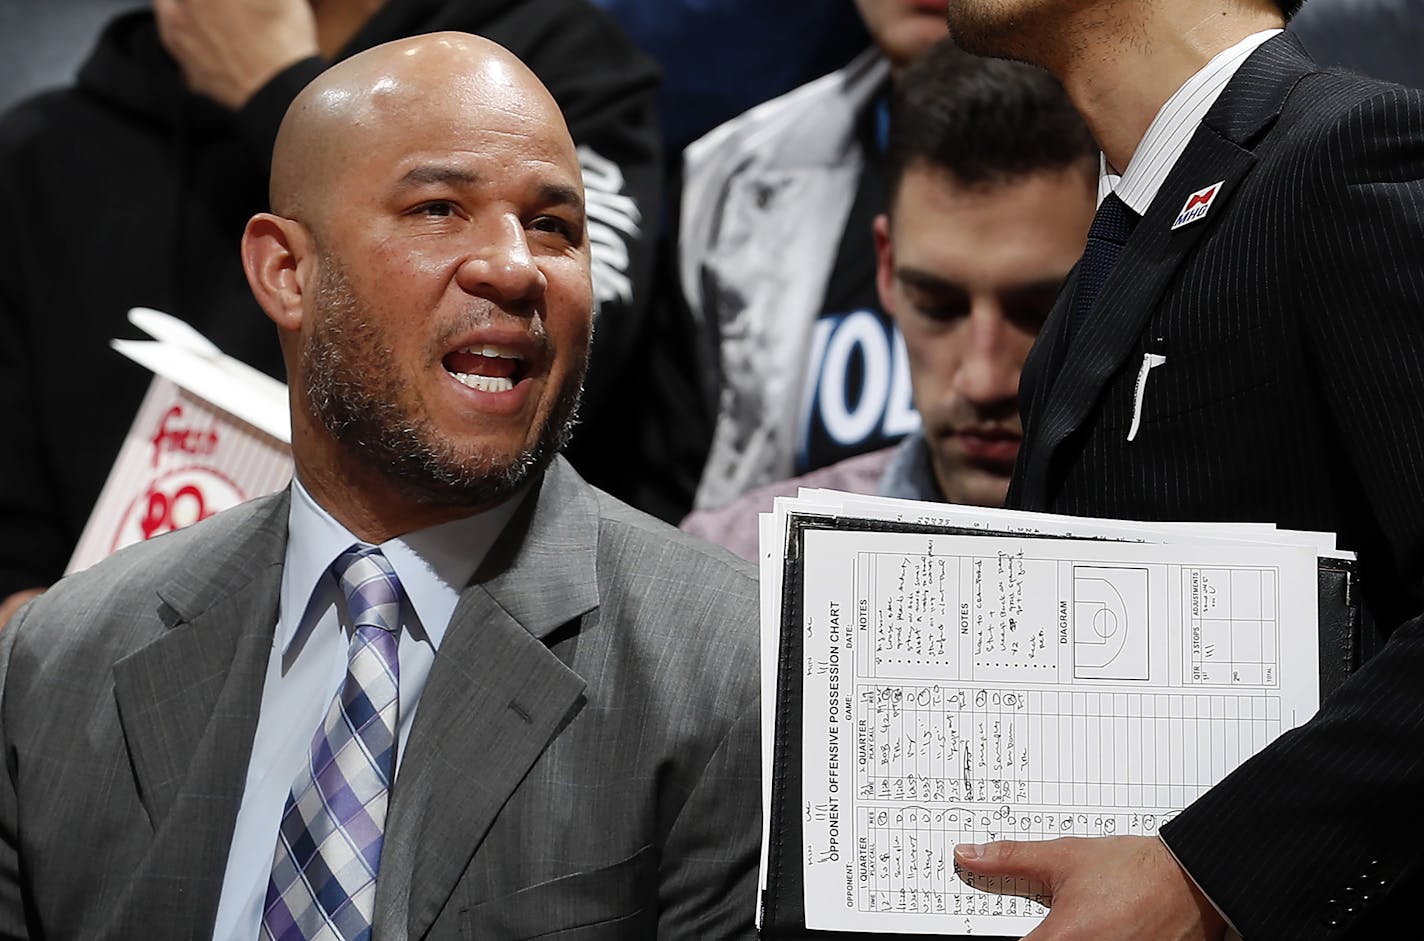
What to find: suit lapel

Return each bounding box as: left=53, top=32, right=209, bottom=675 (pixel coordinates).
left=107, top=493, right=289, bottom=934
left=1016, top=135, right=1255, bottom=506
left=1009, top=268, right=1077, bottom=509
left=374, top=460, right=600, bottom=940
left=1013, top=32, right=1316, bottom=510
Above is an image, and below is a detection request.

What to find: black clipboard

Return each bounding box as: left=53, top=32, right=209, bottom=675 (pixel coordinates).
left=759, top=514, right=1366, bottom=940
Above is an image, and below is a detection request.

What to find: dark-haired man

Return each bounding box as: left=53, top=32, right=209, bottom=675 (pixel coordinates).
left=947, top=0, right=1424, bottom=937
left=682, top=40, right=1096, bottom=559
left=679, top=0, right=950, bottom=514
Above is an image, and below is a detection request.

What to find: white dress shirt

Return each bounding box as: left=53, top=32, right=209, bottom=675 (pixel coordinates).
left=211, top=479, right=523, bottom=941
left=1099, top=29, right=1284, bottom=211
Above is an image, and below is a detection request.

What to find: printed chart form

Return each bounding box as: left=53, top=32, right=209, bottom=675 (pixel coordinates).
left=1184, top=567, right=1280, bottom=686
left=797, top=528, right=1319, bottom=936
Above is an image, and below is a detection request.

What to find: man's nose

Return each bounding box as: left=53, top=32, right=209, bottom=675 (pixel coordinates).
left=454, top=214, right=547, bottom=310
left=955, top=304, right=1023, bottom=405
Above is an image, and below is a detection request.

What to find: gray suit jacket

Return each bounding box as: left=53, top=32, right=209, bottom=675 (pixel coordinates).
left=0, top=457, right=762, bottom=939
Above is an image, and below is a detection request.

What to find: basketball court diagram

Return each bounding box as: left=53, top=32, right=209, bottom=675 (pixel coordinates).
left=1073, top=566, right=1150, bottom=680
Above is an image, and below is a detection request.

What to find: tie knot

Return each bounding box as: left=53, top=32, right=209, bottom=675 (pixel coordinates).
left=334, top=545, right=403, bottom=634
left=1089, top=192, right=1138, bottom=246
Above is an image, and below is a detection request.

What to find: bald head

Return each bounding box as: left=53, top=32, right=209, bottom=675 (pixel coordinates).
left=270, top=32, right=576, bottom=223
left=242, top=30, right=594, bottom=538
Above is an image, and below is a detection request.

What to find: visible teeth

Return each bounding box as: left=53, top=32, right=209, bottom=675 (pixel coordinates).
left=458, top=345, right=521, bottom=360
left=452, top=373, right=514, bottom=393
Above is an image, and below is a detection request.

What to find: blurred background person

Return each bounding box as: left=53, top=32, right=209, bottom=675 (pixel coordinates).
left=0, top=0, right=661, bottom=620
left=589, top=0, right=870, bottom=159
left=572, top=0, right=878, bottom=525
left=677, top=0, right=950, bottom=515
left=683, top=41, right=1097, bottom=559
left=1289, top=0, right=1424, bottom=89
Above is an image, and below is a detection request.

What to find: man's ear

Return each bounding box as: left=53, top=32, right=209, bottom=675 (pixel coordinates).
left=242, top=213, right=312, bottom=333
left=873, top=212, right=896, bottom=318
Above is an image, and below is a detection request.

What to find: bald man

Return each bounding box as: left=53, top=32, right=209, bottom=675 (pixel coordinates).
left=0, top=33, right=760, bottom=941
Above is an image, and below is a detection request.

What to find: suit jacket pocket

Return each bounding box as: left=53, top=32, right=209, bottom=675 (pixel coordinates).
left=463, top=844, right=657, bottom=940
left=1121, top=323, right=1274, bottom=432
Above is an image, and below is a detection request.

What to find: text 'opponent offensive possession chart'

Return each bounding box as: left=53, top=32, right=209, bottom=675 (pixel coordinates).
left=797, top=528, right=1319, bottom=936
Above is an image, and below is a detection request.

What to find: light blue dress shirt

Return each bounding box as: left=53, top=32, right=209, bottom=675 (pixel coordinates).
left=210, top=479, right=522, bottom=941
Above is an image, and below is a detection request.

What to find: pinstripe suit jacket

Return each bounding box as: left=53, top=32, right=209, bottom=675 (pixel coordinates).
left=1008, top=32, right=1424, bottom=938
left=0, top=457, right=761, bottom=940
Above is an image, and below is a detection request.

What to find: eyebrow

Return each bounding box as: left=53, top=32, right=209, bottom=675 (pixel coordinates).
left=897, top=268, right=963, bottom=293
left=396, top=165, right=481, bottom=189
left=1001, top=278, right=1069, bottom=301
left=898, top=267, right=1065, bottom=298
left=394, top=166, right=585, bottom=214
left=534, top=181, right=585, bottom=216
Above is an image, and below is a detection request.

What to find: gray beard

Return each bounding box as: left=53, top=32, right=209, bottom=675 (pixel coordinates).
left=301, top=258, right=586, bottom=508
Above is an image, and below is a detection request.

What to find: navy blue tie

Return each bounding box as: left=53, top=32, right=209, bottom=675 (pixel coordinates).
left=1067, top=192, right=1139, bottom=343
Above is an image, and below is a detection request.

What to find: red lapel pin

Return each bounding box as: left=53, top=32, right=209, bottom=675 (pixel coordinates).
left=1171, top=180, right=1225, bottom=230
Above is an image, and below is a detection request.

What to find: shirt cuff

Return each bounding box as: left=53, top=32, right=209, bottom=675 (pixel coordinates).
left=1159, top=834, right=1244, bottom=940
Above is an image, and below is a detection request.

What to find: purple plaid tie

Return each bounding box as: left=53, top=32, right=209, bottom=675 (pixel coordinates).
left=261, top=545, right=403, bottom=941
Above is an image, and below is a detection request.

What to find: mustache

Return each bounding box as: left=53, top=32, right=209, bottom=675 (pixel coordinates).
left=428, top=306, right=554, bottom=357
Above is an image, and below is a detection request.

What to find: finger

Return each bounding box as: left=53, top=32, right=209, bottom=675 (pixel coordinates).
left=0, top=588, right=43, bottom=630
left=152, top=0, right=182, bottom=38
left=955, top=837, right=1079, bottom=884
left=952, top=841, right=1057, bottom=913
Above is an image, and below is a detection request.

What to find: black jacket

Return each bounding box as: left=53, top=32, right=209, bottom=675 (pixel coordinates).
left=0, top=0, right=662, bottom=597
left=1011, top=34, right=1424, bottom=937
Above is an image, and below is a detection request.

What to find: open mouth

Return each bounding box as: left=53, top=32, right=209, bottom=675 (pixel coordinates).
left=441, top=344, right=528, bottom=393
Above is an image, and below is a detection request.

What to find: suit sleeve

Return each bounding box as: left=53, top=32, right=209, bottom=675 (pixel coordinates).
left=657, top=700, right=760, bottom=939
left=1161, top=85, right=1424, bottom=939
left=0, top=602, right=32, bottom=940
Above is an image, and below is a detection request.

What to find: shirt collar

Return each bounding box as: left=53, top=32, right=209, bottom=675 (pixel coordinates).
left=1099, top=28, right=1282, bottom=214
left=279, top=477, right=526, bottom=654
left=877, top=429, right=943, bottom=503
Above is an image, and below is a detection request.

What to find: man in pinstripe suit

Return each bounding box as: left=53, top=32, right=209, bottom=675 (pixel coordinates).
left=946, top=0, right=1424, bottom=937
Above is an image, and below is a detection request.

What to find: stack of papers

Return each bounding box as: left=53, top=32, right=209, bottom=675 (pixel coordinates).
left=757, top=491, right=1349, bottom=937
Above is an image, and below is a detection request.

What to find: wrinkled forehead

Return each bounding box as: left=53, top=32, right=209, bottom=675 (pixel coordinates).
left=335, top=55, right=573, bottom=157
left=273, top=35, right=580, bottom=215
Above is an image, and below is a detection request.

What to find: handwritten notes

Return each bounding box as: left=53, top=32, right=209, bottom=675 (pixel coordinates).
left=796, top=527, right=1320, bottom=936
